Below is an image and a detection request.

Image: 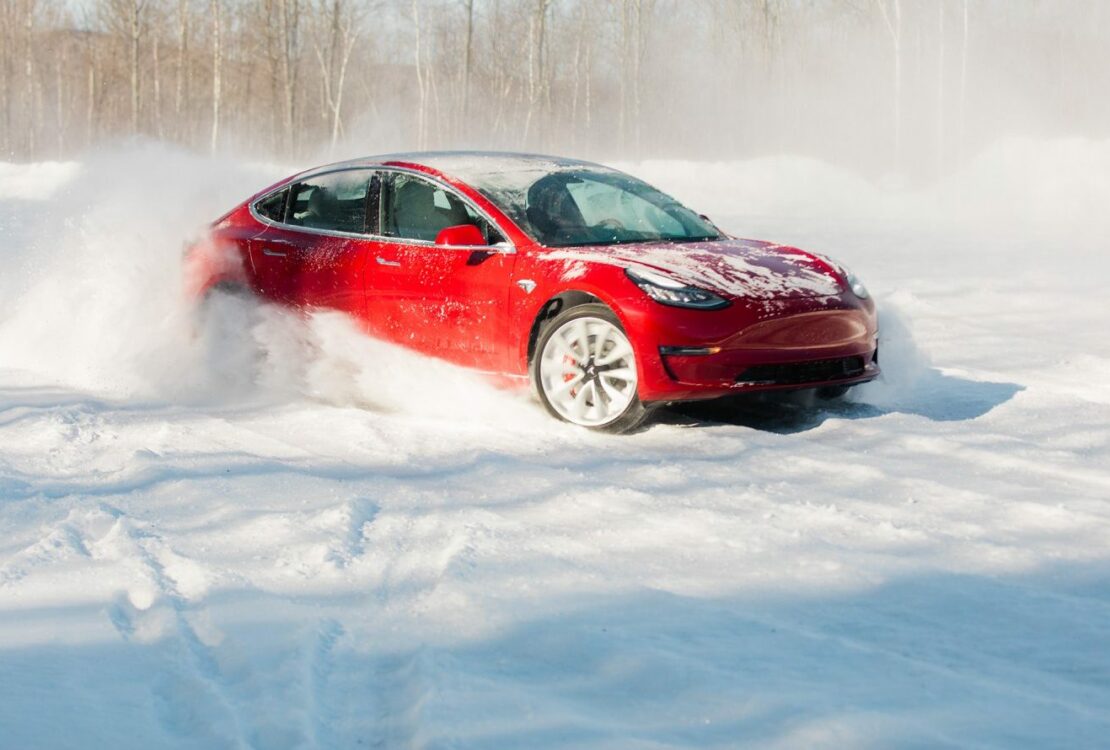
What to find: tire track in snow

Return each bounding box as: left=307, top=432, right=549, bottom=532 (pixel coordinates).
left=304, top=618, right=345, bottom=749
left=88, top=506, right=258, bottom=749
left=365, top=647, right=435, bottom=750
left=0, top=508, right=91, bottom=586
left=725, top=600, right=1110, bottom=726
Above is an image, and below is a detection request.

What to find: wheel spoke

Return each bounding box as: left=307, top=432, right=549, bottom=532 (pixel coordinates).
left=593, top=324, right=610, bottom=359
left=597, top=374, right=627, bottom=407
left=569, top=381, right=589, bottom=419
left=549, top=332, right=577, bottom=361
left=548, top=371, right=583, bottom=398
left=571, top=320, right=589, bottom=358
left=586, top=380, right=603, bottom=420
left=602, top=366, right=636, bottom=382
left=597, top=342, right=633, bottom=366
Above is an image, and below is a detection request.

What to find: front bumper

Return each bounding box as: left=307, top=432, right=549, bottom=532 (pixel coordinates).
left=630, top=301, right=880, bottom=402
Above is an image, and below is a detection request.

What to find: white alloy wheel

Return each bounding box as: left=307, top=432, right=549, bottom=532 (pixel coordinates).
left=538, top=315, right=638, bottom=427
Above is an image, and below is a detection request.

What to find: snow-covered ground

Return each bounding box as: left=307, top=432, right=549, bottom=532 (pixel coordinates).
left=1, top=141, right=1109, bottom=748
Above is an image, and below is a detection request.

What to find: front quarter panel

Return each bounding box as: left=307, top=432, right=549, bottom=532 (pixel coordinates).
left=511, top=250, right=878, bottom=402
left=509, top=251, right=669, bottom=385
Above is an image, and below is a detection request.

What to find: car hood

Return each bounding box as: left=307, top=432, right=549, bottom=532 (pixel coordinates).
left=545, top=238, right=846, bottom=300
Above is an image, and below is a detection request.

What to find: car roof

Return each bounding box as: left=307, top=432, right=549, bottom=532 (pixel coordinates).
left=302, top=151, right=616, bottom=185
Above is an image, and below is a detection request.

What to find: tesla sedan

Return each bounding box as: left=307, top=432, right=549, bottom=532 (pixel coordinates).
left=188, top=152, right=879, bottom=431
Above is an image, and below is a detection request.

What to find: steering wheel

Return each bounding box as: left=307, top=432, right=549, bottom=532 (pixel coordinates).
left=595, top=218, right=627, bottom=232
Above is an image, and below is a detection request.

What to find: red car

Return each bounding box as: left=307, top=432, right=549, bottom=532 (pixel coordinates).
left=189, top=152, right=879, bottom=431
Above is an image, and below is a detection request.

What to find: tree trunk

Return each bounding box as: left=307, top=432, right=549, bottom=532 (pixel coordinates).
left=1, top=3, right=10, bottom=156
left=412, top=0, right=427, bottom=149
left=129, top=0, right=142, bottom=136
left=280, top=0, right=300, bottom=154
left=958, top=0, right=969, bottom=159
left=175, top=0, right=189, bottom=140
left=461, top=0, right=473, bottom=130
left=24, top=0, right=36, bottom=157
left=210, top=0, right=221, bottom=153
left=85, top=53, right=95, bottom=147
left=936, top=0, right=945, bottom=176
left=153, top=32, right=163, bottom=138
left=55, top=40, right=65, bottom=155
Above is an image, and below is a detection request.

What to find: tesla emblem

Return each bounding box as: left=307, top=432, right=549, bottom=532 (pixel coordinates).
left=516, top=279, right=537, bottom=294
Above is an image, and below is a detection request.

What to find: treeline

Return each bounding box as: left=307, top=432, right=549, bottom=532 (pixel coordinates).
left=1, top=0, right=1107, bottom=175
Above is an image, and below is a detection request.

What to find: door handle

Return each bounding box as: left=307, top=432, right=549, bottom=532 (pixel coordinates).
left=376, top=256, right=401, bottom=267
left=262, top=247, right=287, bottom=257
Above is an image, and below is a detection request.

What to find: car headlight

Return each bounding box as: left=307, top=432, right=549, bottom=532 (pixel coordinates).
left=843, top=267, right=870, bottom=299
left=625, top=267, right=729, bottom=310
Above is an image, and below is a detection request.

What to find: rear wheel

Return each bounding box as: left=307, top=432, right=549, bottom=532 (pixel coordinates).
left=532, top=303, right=648, bottom=432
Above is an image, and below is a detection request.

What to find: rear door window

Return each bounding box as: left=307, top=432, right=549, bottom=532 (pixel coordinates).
left=286, top=170, right=373, bottom=234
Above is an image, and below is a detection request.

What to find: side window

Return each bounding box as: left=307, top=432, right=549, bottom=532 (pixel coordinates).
left=286, top=170, right=372, bottom=233
left=254, top=188, right=287, bottom=222
left=381, top=173, right=504, bottom=244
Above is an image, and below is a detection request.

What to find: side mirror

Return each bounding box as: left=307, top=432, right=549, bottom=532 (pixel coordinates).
left=435, top=224, right=487, bottom=247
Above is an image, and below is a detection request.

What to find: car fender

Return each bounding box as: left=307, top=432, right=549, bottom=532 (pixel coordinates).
left=509, top=253, right=657, bottom=376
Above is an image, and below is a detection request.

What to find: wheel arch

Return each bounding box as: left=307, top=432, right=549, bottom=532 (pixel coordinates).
left=525, top=290, right=605, bottom=365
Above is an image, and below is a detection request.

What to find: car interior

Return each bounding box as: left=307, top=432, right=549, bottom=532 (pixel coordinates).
left=288, top=182, right=368, bottom=234
left=258, top=170, right=504, bottom=245
left=387, top=178, right=471, bottom=242
left=382, top=174, right=502, bottom=244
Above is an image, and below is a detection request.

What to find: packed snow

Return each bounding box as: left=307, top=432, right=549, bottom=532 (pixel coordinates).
left=1, top=140, right=1109, bottom=748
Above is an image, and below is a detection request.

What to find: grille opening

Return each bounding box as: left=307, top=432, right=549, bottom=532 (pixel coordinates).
left=736, top=355, right=867, bottom=386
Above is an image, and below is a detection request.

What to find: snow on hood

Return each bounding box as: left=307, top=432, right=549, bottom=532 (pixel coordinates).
left=545, top=238, right=846, bottom=300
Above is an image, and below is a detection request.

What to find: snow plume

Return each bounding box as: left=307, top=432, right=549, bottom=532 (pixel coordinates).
left=0, top=144, right=274, bottom=398
left=853, top=292, right=931, bottom=410
left=0, top=145, right=537, bottom=425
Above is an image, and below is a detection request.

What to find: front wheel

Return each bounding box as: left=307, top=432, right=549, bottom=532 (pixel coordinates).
left=532, top=303, right=648, bottom=432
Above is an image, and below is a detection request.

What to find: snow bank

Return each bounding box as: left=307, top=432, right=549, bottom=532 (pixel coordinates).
left=0, top=160, right=79, bottom=200
left=625, top=136, right=1110, bottom=246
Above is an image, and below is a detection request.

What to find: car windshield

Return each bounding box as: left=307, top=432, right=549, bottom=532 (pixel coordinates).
left=467, top=166, right=722, bottom=247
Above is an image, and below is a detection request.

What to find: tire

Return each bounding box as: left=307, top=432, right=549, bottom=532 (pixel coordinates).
left=531, top=303, right=649, bottom=433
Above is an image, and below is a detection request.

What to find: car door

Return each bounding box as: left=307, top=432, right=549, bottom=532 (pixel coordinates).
left=366, top=170, right=516, bottom=373
left=247, top=187, right=299, bottom=304
left=248, top=169, right=375, bottom=316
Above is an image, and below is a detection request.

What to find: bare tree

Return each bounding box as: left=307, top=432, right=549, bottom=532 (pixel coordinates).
left=278, top=0, right=301, bottom=152
left=461, top=0, right=474, bottom=129
left=522, top=0, right=553, bottom=146
left=412, top=0, right=428, bottom=149
left=209, top=0, right=221, bottom=152
left=174, top=0, right=189, bottom=140
left=958, top=0, right=969, bottom=159
left=310, top=0, right=361, bottom=149
left=936, top=0, right=945, bottom=175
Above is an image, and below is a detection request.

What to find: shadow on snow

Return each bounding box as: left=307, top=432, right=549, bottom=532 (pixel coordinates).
left=657, top=367, right=1024, bottom=434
